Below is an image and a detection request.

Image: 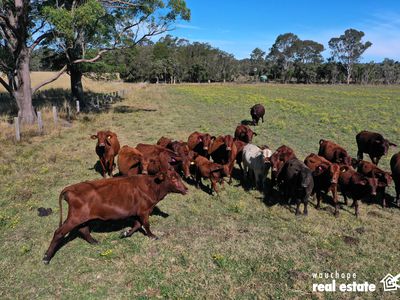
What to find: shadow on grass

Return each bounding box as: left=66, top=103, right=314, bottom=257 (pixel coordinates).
left=113, top=106, right=157, bottom=114
left=240, top=119, right=255, bottom=126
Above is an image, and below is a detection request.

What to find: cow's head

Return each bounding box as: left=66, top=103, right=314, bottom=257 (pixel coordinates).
left=91, top=131, right=113, bottom=147
left=223, top=135, right=234, bottom=151
left=376, top=139, right=397, bottom=155
left=156, top=169, right=188, bottom=195
left=202, top=134, right=215, bottom=151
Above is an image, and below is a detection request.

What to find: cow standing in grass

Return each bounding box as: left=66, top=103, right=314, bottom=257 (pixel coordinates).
left=91, top=130, right=120, bottom=177
left=250, top=104, right=265, bottom=125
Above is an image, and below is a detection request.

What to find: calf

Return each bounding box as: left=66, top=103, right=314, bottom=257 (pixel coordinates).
left=169, top=141, right=196, bottom=178
left=278, top=158, right=314, bottom=216
left=356, top=130, right=397, bottom=165
left=187, top=131, right=215, bottom=157
left=269, top=145, right=297, bottom=190
left=43, top=169, right=188, bottom=264
left=390, top=152, right=400, bottom=205
left=157, top=136, right=173, bottom=148
left=250, top=104, right=265, bottom=125
left=339, top=166, right=378, bottom=217
left=234, top=125, right=257, bottom=143
left=357, top=160, right=392, bottom=207
left=318, top=139, right=352, bottom=166
left=304, top=153, right=341, bottom=216
left=91, top=131, right=120, bottom=177
left=117, top=145, right=149, bottom=176
left=242, top=144, right=272, bottom=190
left=193, top=155, right=228, bottom=194
left=208, top=135, right=237, bottom=183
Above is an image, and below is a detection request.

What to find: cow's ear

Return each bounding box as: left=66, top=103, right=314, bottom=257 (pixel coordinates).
left=253, top=132, right=258, bottom=136
left=340, top=166, right=349, bottom=173
left=389, top=142, right=397, bottom=147
left=197, top=136, right=203, bottom=142
left=211, top=136, right=216, bottom=141
left=90, top=135, right=98, bottom=140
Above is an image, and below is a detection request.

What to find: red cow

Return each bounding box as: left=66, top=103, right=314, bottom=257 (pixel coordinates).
left=43, top=169, right=188, bottom=264
left=234, top=125, right=257, bottom=143
left=187, top=132, right=215, bottom=158
left=318, top=139, right=352, bottom=166
left=304, top=153, right=341, bottom=216
left=234, top=140, right=247, bottom=172
left=356, top=131, right=397, bottom=165
left=339, top=166, right=378, bottom=217
left=208, top=135, right=237, bottom=183
left=193, top=155, right=228, bottom=194
left=269, top=145, right=297, bottom=190
left=117, top=145, right=149, bottom=176
left=91, top=130, right=120, bottom=177
left=357, top=160, right=392, bottom=207
left=250, top=104, right=265, bottom=125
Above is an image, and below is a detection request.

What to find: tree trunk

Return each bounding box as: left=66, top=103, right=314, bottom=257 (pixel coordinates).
left=346, top=65, right=352, bottom=84
left=14, top=47, right=36, bottom=124
left=70, top=65, right=84, bottom=104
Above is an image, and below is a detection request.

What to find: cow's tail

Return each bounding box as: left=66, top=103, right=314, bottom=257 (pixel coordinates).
left=58, top=190, right=67, bottom=227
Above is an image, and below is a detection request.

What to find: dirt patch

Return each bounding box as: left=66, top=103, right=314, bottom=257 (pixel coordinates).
left=343, top=235, right=360, bottom=246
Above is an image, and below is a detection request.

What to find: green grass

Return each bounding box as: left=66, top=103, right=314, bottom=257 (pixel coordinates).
left=1, top=83, right=400, bottom=299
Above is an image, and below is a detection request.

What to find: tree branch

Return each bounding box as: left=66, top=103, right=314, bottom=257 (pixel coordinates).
left=0, top=75, right=12, bottom=94
left=31, top=65, right=68, bottom=94
left=29, top=31, right=52, bottom=52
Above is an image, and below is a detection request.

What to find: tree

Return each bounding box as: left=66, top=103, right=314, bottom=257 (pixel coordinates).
left=293, top=40, right=324, bottom=83
left=328, top=29, right=372, bottom=84
left=42, top=0, right=190, bottom=103
left=249, top=47, right=266, bottom=78
left=0, top=1, right=56, bottom=124
left=267, top=33, right=299, bottom=83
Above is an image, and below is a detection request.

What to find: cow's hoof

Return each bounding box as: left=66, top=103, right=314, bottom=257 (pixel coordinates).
left=42, top=255, right=50, bottom=265
left=89, top=238, right=99, bottom=244
left=120, top=231, right=129, bottom=238
left=149, top=235, right=159, bottom=240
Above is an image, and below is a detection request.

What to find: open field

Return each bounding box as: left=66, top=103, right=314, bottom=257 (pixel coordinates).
left=1, top=79, right=400, bottom=299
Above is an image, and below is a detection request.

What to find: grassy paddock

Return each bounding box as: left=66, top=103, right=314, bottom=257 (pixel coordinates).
left=0, top=82, right=400, bottom=299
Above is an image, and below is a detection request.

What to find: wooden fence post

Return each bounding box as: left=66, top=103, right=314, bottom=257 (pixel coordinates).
left=14, top=117, right=20, bottom=142
left=37, top=112, right=43, bottom=134
left=76, top=100, right=80, bottom=113
left=52, top=106, right=58, bottom=125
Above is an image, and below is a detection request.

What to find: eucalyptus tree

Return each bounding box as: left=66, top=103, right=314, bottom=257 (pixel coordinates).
left=42, top=0, right=190, bottom=102
left=328, top=29, right=372, bottom=84
left=0, top=1, right=57, bottom=124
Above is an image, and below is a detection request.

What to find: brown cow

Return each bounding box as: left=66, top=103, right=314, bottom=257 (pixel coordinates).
left=234, top=125, right=256, bottom=143
left=156, top=136, right=173, bottom=148
left=304, top=153, right=341, bottom=216
left=42, top=169, right=188, bottom=264
left=356, top=130, right=397, bottom=165
left=390, top=152, right=400, bottom=205
left=91, top=131, right=120, bottom=177
left=250, top=104, right=265, bottom=125
left=187, top=132, right=215, bottom=158
left=357, top=160, right=392, bottom=207
left=269, top=145, right=297, bottom=190
left=318, top=139, right=352, bottom=166
left=193, top=155, right=228, bottom=194
left=339, top=166, right=378, bottom=217
left=117, top=145, right=149, bottom=176
left=136, top=144, right=182, bottom=175
left=208, top=135, right=237, bottom=183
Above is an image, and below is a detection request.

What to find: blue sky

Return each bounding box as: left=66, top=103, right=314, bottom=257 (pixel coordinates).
left=171, top=0, right=400, bottom=62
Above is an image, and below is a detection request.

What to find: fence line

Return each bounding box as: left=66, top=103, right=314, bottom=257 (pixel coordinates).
left=14, top=89, right=129, bottom=141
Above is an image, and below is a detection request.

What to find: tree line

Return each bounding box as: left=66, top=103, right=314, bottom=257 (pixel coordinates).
left=1, top=2, right=399, bottom=125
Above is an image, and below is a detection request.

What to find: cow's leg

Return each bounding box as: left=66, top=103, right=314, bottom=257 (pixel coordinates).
left=78, top=226, right=98, bottom=244
left=396, top=187, right=400, bottom=206
left=140, top=214, right=158, bottom=240
left=120, top=220, right=142, bottom=238
left=43, top=218, right=80, bottom=264
left=108, top=157, right=114, bottom=177
left=381, top=187, right=387, bottom=208
left=99, top=158, right=106, bottom=177
left=316, top=191, right=322, bottom=209
left=303, top=197, right=308, bottom=216
left=357, top=150, right=363, bottom=161
left=343, top=193, right=348, bottom=206
left=261, top=116, right=264, bottom=123
left=211, top=178, right=219, bottom=194
left=353, top=199, right=359, bottom=217
left=295, top=198, right=301, bottom=216
left=331, top=186, right=339, bottom=217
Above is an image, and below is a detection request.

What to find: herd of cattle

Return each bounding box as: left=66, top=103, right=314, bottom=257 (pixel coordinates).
left=43, top=104, right=400, bottom=263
